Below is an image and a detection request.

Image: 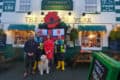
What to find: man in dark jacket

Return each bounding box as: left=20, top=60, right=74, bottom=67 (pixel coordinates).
left=33, top=32, right=43, bottom=72
left=24, top=34, right=36, bottom=78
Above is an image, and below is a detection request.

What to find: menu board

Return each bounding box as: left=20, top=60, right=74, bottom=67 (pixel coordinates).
left=90, top=59, right=108, bottom=80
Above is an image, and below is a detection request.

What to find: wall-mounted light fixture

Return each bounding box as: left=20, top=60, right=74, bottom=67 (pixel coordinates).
left=27, top=11, right=31, bottom=15
left=41, top=12, right=44, bottom=15
left=82, top=13, right=86, bottom=16
left=68, top=12, right=72, bottom=16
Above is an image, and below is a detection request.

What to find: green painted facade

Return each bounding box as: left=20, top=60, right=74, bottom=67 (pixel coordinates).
left=65, top=46, right=80, bottom=62
left=0, top=44, right=80, bottom=62
left=0, top=44, right=24, bottom=61
left=3, top=0, right=16, bottom=12
left=115, top=9, right=120, bottom=13
left=8, top=24, right=35, bottom=31
left=101, top=0, right=115, bottom=12
left=78, top=25, right=106, bottom=31
left=116, top=17, right=120, bottom=21
left=115, top=1, right=120, bottom=5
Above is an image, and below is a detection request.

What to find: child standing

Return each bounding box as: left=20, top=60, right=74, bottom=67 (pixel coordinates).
left=55, top=36, right=66, bottom=71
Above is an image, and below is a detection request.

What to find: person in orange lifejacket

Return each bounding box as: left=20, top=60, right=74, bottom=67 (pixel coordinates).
left=44, top=35, right=54, bottom=69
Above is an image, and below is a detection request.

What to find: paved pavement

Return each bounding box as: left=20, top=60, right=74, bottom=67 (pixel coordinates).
left=0, top=61, right=90, bottom=80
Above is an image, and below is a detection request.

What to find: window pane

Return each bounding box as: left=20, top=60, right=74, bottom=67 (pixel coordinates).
left=85, top=0, right=97, bottom=13
left=18, top=0, right=31, bottom=12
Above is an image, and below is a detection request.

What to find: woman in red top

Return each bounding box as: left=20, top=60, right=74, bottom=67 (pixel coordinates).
left=44, top=35, right=54, bottom=68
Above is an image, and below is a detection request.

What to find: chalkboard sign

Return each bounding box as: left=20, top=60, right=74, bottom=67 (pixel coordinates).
left=90, top=59, right=108, bottom=80
left=0, top=34, right=6, bottom=48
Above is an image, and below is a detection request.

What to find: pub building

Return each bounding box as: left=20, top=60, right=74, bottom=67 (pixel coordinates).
left=0, top=0, right=119, bottom=61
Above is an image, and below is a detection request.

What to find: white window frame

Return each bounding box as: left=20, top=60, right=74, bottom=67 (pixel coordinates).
left=16, top=0, right=31, bottom=12
left=85, top=0, right=101, bottom=13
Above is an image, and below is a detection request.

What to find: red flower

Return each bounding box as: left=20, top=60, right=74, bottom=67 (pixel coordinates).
left=44, top=12, right=60, bottom=28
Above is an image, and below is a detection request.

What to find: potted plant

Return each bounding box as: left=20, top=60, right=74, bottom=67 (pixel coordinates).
left=109, top=31, right=120, bottom=50
left=109, top=31, right=117, bottom=40
left=70, top=28, right=78, bottom=47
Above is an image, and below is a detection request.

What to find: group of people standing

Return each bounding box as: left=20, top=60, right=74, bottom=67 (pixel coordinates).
left=23, top=32, right=66, bottom=78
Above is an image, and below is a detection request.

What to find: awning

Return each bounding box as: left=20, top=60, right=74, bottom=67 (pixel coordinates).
left=8, top=24, right=35, bottom=31
left=78, top=25, right=106, bottom=31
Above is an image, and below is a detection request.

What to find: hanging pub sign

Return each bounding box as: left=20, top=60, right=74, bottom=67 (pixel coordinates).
left=41, top=0, right=73, bottom=10
left=88, top=52, right=120, bottom=80
left=3, top=0, right=16, bottom=12
left=44, top=12, right=60, bottom=28
left=101, top=0, right=115, bottom=12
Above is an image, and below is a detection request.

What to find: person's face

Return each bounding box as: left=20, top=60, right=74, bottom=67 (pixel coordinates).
left=36, top=32, right=40, bottom=37
left=47, top=35, right=50, bottom=39
left=58, top=36, right=61, bottom=40
left=29, top=34, right=34, bottom=40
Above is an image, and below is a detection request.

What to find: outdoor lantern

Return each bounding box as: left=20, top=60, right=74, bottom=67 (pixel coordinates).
left=68, top=12, right=72, bottom=16
left=82, top=13, right=86, bottom=16
left=27, top=12, right=31, bottom=15
left=41, top=12, right=44, bottom=15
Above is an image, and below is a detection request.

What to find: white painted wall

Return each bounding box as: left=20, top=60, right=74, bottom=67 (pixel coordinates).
left=3, top=24, right=13, bottom=44
left=1, top=0, right=117, bottom=48
left=102, top=24, right=113, bottom=47
left=1, top=0, right=116, bottom=24
left=73, top=0, right=85, bottom=18
left=31, top=0, right=42, bottom=12
left=1, top=13, right=27, bottom=24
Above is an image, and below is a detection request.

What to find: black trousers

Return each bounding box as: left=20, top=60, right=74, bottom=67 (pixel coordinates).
left=56, top=52, right=64, bottom=61
left=24, top=55, right=35, bottom=73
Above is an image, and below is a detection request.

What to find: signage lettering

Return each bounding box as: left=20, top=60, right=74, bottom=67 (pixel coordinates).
left=3, top=0, right=16, bottom=12
left=25, top=17, right=38, bottom=24
left=101, top=0, right=115, bottom=12
left=90, top=59, right=108, bottom=80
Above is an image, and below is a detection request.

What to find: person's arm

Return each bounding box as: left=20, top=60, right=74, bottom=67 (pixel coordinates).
left=24, top=42, right=28, bottom=53
left=24, top=41, right=28, bottom=53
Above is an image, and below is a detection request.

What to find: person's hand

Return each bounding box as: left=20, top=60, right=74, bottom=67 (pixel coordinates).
left=28, top=53, right=34, bottom=56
